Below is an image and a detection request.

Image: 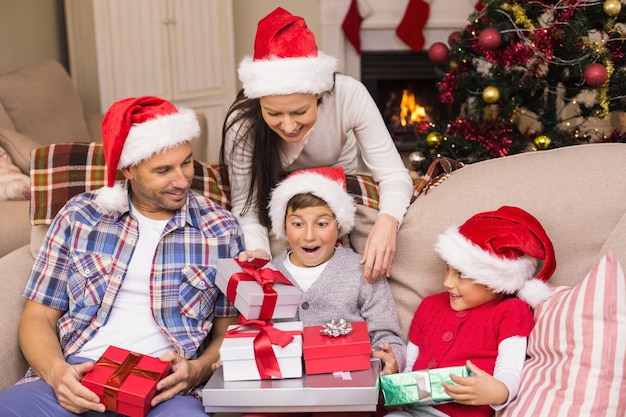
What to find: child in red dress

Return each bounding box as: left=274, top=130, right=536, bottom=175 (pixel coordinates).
left=385, top=206, right=556, bottom=417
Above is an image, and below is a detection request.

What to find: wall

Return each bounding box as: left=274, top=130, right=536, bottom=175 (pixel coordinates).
left=232, top=0, right=320, bottom=90
left=0, top=0, right=67, bottom=74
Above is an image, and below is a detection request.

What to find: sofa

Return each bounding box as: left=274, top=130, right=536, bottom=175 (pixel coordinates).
left=1, top=142, right=624, bottom=415
left=0, top=60, right=208, bottom=258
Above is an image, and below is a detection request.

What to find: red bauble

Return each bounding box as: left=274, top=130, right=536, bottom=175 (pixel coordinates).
left=448, top=31, right=462, bottom=47
left=478, top=28, right=502, bottom=50
left=584, top=63, right=608, bottom=87
left=428, top=42, right=450, bottom=63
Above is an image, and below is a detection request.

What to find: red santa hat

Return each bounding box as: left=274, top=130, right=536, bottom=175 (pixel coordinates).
left=238, top=7, right=338, bottom=99
left=268, top=167, right=356, bottom=241
left=95, top=96, right=200, bottom=214
left=434, top=206, right=557, bottom=308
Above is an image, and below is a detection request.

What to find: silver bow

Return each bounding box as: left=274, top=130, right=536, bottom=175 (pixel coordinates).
left=320, top=318, right=353, bottom=337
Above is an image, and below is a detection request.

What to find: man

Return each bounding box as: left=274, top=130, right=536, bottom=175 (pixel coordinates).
left=0, top=96, right=244, bottom=416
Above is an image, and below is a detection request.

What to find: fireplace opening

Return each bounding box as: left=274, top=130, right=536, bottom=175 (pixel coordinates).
left=361, top=51, right=459, bottom=152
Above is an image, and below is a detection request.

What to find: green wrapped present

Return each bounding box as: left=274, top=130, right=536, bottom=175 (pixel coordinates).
left=428, top=365, right=472, bottom=403
left=379, top=371, right=430, bottom=406
left=379, top=366, right=473, bottom=406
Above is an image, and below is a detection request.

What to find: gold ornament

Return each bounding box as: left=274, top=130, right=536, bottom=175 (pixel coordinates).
left=534, top=135, right=551, bottom=150
left=425, top=132, right=443, bottom=148
left=603, top=0, right=622, bottom=16
left=482, top=86, right=500, bottom=104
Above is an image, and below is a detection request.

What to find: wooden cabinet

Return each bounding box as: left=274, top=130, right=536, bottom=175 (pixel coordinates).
left=65, top=0, right=236, bottom=163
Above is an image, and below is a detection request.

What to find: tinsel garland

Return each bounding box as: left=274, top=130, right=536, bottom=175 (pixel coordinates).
left=447, top=118, right=514, bottom=157
left=438, top=69, right=461, bottom=103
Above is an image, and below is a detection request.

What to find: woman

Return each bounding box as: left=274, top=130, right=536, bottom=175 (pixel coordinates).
left=221, top=7, right=414, bottom=281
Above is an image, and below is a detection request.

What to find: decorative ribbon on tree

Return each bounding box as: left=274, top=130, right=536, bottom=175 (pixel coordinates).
left=396, top=0, right=431, bottom=51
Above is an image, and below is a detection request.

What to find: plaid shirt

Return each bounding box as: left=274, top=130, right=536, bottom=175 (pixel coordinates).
left=21, top=188, right=244, bottom=382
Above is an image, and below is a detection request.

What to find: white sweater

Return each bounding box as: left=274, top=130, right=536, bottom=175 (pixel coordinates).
left=224, top=74, right=415, bottom=253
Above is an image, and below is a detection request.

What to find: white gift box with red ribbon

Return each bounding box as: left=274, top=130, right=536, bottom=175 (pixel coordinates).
left=216, top=258, right=303, bottom=320
left=220, top=320, right=304, bottom=382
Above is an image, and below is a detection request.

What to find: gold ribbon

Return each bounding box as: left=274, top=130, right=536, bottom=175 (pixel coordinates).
left=96, top=352, right=164, bottom=412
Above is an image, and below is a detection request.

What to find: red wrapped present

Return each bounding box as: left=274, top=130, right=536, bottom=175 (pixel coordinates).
left=220, top=320, right=304, bottom=381
left=81, top=346, right=170, bottom=417
left=216, top=258, right=303, bottom=320
left=302, top=320, right=372, bottom=375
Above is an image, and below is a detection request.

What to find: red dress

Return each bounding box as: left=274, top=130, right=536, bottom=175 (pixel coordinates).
left=408, top=292, right=534, bottom=417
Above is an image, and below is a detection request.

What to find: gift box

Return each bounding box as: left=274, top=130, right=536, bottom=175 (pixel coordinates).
left=81, top=346, right=170, bottom=417
left=220, top=321, right=303, bottom=381
left=203, top=358, right=381, bottom=413
left=379, top=370, right=431, bottom=406
left=379, top=365, right=472, bottom=406
left=302, top=320, right=372, bottom=375
left=216, top=258, right=303, bottom=320
left=429, top=365, right=472, bottom=402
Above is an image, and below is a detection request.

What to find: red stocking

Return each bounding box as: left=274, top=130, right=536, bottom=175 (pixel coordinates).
left=342, top=0, right=363, bottom=53
left=395, top=0, right=430, bottom=51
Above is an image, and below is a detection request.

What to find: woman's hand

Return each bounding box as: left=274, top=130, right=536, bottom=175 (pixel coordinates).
left=237, top=248, right=271, bottom=262
left=359, top=214, right=398, bottom=282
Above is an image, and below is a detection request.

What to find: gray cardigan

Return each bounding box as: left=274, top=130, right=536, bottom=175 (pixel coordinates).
left=273, top=245, right=407, bottom=371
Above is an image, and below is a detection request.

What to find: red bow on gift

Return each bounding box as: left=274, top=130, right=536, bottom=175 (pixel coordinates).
left=226, top=318, right=298, bottom=379
left=96, top=352, right=164, bottom=412
left=227, top=259, right=294, bottom=319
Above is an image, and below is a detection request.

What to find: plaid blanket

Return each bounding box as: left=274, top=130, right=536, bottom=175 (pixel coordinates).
left=30, top=142, right=459, bottom=225
left=30, top=142, right=230, bottom=225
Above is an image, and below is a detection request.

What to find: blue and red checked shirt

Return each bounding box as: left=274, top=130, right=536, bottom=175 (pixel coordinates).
left=21, top=188, right=244, bottom=382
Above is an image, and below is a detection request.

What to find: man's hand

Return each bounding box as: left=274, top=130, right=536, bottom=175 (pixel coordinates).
left=151, top=351, right=204, bottom=406
left=442, top=360, right=509, bottom=406
left=48, top=360, right=105, bottom=414
left=359, top=214, right=398, bottom=282
left=19, top=300, right=105, bottom=413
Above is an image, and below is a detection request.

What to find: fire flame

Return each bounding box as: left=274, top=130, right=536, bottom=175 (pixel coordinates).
left=399, top=89, right=427, bottom=126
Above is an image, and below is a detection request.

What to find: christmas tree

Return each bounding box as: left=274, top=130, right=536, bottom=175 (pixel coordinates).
left=412, top=0, right=626, bottom=170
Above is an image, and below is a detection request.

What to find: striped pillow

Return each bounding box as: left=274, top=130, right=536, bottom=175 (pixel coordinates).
left=499, top=251, right=626, bottom=416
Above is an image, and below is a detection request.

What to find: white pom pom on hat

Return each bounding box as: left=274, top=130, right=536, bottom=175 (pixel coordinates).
left=238, top=7, right=338, bottom=99
left=268, top=167, right=356, bottom=241
left=95, top=96, right=200, bottom=215
left=434, top=206, right=557, bottom=308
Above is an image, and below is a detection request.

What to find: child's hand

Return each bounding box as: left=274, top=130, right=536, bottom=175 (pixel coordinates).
left=371, top=342, right=398, bottom=375
left=442, top=360, right=509, bottom=406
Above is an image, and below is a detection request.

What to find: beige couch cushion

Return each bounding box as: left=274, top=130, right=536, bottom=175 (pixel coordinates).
left=0, top=129, right=41, bottom=174
left=0, top=60, right=90, bottom=144
left=351, top=143, right=626, bottom=336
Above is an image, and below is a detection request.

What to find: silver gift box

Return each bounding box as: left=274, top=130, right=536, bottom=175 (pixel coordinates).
left=203, top=358, right=381, bottom=412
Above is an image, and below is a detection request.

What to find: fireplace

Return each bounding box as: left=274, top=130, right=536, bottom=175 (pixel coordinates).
left=318, top=0, right=473, bottom=164
left=361, top=51, right=459, bottom=152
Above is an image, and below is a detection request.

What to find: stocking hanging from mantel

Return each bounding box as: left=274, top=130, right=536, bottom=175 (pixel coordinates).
left=396, top=0, right=431, bottom=51
left=342, top=0, right=373, bottom=54
left=342, top=0, right=363, bottom=53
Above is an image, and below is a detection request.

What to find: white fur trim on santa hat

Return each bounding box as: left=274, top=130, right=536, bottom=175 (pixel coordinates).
left=435, top=225, right=539, bottom=295
left=268, top=171, right=356, bottom=241
left=517, top=278, right=554, bottom=309
left=118, top=107, right=199, bottom=169
left=238, top=52, right=338, bottom=99
left=94, top=183, right=128, bottom=215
